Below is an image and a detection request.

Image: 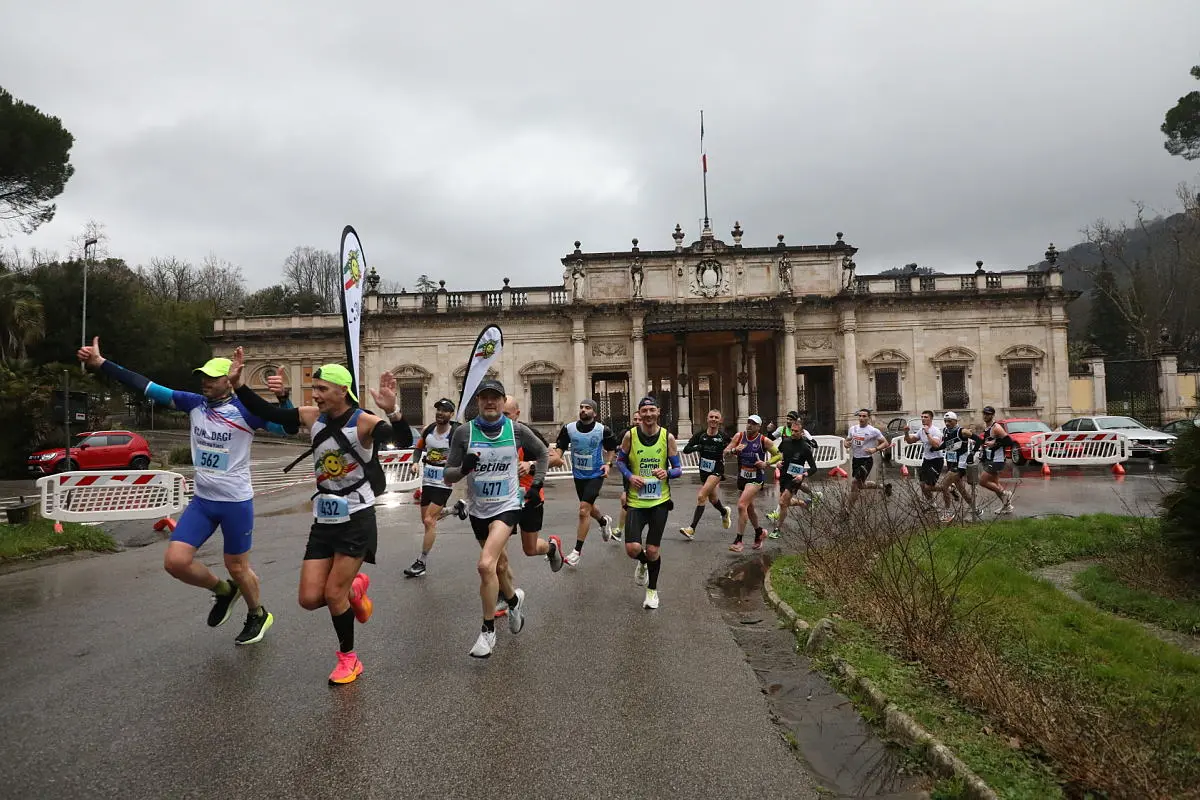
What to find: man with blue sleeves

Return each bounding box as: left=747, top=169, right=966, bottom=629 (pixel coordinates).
left=77, top=337, right=298, bottom=646
left=553, top=398, right=619, bottom=567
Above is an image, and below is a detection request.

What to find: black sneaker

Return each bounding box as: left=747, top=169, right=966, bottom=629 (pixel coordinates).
left=207, top=580, right=241, bottom=627
left=234, top=608, right=274, bottom=645
left=452, top=499, right=467, bottom=520
left=403, top=559, right=427, bottom=578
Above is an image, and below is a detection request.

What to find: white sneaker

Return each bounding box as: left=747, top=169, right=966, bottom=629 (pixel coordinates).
left=634, top=561, right=648, bottom=586
left=507, top=588, right=526, bottom=635
left=643, top=589, right=660, bottom=610
left=469, top=629, right=496, bottom=658
left=599, top=515, right=614, bottom=542
left=564, top=550, right=581, bottom=567
left=679, top=526, right=695, bottom=541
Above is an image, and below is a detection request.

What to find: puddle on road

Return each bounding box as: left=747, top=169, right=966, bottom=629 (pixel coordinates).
left=708, top=555, right=929, bottom=799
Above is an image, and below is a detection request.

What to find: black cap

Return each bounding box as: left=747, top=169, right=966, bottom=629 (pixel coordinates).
left=786, top=410, right=800, bottom=420
left=982, top=405, right=996, bottom=415
left=474, top=379, right=506, bottom=398
left=434, top=398, right=456, bottom=411
left=637, top=396, right=658, bottom=410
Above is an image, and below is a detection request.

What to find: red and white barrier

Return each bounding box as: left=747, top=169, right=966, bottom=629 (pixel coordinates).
left=1029, top=432, right=1131, bottom=468
left=37, top=471, right=188, bottom=524
left=379, top=449, right=420, bottom=491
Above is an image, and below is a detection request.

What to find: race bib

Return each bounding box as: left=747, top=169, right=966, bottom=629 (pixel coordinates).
left=422, top=464, right=445, bottom=484
left=572, top=451, right=594, bottom=471
left=699, top=457, right=717, bottom=472
left=739, top=467, right=759, bottom=480
left=638, top=478, right=662, bottom=500
left=475, top=479, right=507, bottom=498
left=195, top=445, right=229, bottom=472
left=314, top=495, right=350, bottom=524
left=786, top=462, right=806, bottom=477
left=945, top=451, right=959, bottom=464
left=993, top=449, right=1006, bottom=464
left=853, top=436, right=865, bottom=448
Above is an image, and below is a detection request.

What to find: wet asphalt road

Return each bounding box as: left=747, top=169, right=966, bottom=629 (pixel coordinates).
left=0, top=463, right=1172, bottom=800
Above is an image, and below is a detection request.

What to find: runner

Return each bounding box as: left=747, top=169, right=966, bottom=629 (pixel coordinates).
left=767, top=411, right=820, bottom=522
left=610, top=407, right=643, bottom=542
left=772, top=422, right=818, bottom=538
left=723, top=414, right=782, bottom=553
left=678, top=408, right=733, bottom=540
left=229, top=350, right=409, bottom=685
left=933, top=412, right=964, bottom=522
left=979, top=405, right=1016, bottom=514
left=76, top=337, right=298, bottom=646
left=844, top=408, right=893, bottom=513
left=614, top=396, right=682, bottom=610
left=553, top=399, right=619, bottom=566
left=939, top=420, right=982, bottom=521
left=403, top=398, right=466, bottom=578
left=443, top=378, right=551, bottom=658
left=903, top=411, right=946, bottom=511
left=491, top=395, right=565, bottom=619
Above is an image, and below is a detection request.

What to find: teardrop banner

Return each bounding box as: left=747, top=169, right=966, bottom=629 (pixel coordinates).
left=339, top=225, right=366, bottom=401
left=457, top=325, right=504, bottom=422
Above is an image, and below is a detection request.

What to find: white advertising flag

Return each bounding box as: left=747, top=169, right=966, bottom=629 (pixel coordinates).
left=338, top=225, right=366, bottom=400
left=457, top=325, right=504, bottom=422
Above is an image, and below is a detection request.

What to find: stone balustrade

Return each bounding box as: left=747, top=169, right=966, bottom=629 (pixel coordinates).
left=852, top=269, right=1060, bottom=295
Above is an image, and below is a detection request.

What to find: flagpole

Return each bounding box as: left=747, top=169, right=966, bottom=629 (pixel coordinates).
left=700, top=110, right=709, bottom=229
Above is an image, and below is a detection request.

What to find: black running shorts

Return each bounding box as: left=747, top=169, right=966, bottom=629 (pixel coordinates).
left=518, top=502, right=543, bottom=533
left=737, top=475, right=765, bottom=492
left=852, top=457, right=874, bottom=482
left=305, top=506, right=377, bottom=564
left=469, top=510, right=520, bottom=541
left=984, top=460, right=1004, bottom=475
left=420, top=486, right=452, bottom=508
left=699, top=470, right=724, bottom=483
left=918, top=459, right=944, bottom=486
left=574, top=476, right=605, bottom=505
left=625, top=503, right=669, bottom=548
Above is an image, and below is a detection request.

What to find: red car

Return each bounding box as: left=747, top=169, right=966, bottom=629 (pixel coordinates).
left=998, top=418, right=1052, bottom=465
left=27, top=430, right=153, bottom=475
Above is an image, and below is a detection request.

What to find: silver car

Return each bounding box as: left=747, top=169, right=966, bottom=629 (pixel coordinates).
left=1057, top=415, right=1177, bottom=459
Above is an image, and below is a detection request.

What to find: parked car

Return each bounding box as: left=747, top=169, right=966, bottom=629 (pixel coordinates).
left=998, top=418, right=1053, bottom=465
left=27, top=431, right=153, bottom=475
left=1157, top=418, right=1200, bottom=437
left=1056, top=416, right=1177, bottom=459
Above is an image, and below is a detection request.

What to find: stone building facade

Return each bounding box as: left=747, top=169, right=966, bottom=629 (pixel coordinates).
left=210, top=221, right=1077, bottom=438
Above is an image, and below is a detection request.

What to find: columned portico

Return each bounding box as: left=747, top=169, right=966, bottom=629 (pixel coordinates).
left=839, top=307, right=859, bottom=424
left=781, top=308, right=799, bottom=417
left=571, top=315, right=587, bottom=406
left=631, top=312, right=647, bottom=398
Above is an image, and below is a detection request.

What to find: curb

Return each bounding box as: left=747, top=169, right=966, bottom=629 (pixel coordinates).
left=762, top=565, right=999, bottom=800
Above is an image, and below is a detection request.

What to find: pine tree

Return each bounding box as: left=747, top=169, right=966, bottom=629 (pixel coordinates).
left=1086, top=264, right=1134, bottom=358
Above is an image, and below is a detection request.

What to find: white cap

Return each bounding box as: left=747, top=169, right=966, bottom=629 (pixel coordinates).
left=747, top=414, right=763, bottom=425
left=943, top=411, right=958, bottom=421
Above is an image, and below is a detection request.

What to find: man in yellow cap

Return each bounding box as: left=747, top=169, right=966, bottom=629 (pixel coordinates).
left=228, top=348, right=413, bottom=685
left=77, top=338, right=298, bottom=647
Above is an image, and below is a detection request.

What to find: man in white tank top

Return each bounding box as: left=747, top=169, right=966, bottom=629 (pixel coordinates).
left=404, top=398, right=465, bottom=579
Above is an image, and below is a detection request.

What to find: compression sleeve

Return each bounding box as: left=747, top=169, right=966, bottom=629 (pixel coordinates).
left=145, top=382, right=174, bottom=407
left=667, top=454, right=683, bottom=479
left=555, top=426, right=571, bottom=453
left=233, top=385, right=302, bottom=427
left=615, top=448, right=634, bottom=480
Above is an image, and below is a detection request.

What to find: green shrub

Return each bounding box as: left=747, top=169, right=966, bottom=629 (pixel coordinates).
left=168, top=445, right=192, bottom=465
left=1163, top=423, right=1200, bottom=557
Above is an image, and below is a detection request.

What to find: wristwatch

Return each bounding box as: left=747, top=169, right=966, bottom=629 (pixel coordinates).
left=386, top=409, right=404, bottom=421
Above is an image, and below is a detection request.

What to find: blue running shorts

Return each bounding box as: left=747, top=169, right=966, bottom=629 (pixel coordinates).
left=171, top=496, right=255, bottom=555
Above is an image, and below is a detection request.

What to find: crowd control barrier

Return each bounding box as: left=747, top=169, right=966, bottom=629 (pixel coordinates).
left=379, top=449, right=421, bottom=492
left=1029, top=431, right=1131, bottom=476
left=37, top=471, right=188, bottom=532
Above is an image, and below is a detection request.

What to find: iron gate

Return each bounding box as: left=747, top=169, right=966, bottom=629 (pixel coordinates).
left=1105, top=359, right=1162, bottom=425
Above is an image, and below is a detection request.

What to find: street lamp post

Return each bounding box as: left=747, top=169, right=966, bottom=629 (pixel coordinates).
left=82, top=238, right=97, bottom=370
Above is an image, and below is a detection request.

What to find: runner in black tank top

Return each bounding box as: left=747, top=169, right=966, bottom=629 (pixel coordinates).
left=679, top=408, right=733, bottom=540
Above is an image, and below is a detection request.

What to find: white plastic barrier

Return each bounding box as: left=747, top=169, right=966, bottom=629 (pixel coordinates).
left=379, top=449, right=421, bottom=491
left=890, top=436, right=925, bottom=468
left=1030, top=432, right=1131, bottom=466
left=37, top=471, right=187, bottom=523
left=547, top=449, right=704, bottom=480
left=811, top=436, right=849, bottom=469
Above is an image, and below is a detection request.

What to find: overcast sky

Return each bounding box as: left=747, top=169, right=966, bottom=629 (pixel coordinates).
left=4, top=1, right=1199, bottom=290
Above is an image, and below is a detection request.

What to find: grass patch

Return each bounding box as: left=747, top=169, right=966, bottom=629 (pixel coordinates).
left=772, top=555, right=1065, bottom=799
left=0, top=516, right=117, bottom=560
left=1075, top=563, right=1200, bottom=635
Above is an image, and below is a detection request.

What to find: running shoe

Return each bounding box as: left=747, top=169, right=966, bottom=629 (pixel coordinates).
left=721, top=507, right=733, bottom=529
left=207, top=580, right=241, bottom=628
left=752, top=529, right=766, bottom=550
left=766, top=508, right=780, bottom=522
left=812, top=491, right=824, bottom=504
left=970, top=509, right=984, bottom=521
left=507, top=588, right=526, bottom=635
left=679, top=526, right=695, bottom=541
left=767, top=528, right=781, bottom=540
left=729, top=540, right=745, bottom=553
left=599, top=515, right=614, bottom=542
left=564, top=550, right=582, bottom=568
left=547, top=535, right=564, bottom=572
left=452, top=499, right=468, bottom=520
left=328, top=651, right=363, bottom=685
left=403, top=559, right=427, bottom=578
left=634, top=561, right=648, bottom=586
left=610, top=526, right=624, bottom=542
left=939, top=510, right=956, bottom=524
left=643, top=589, right=660, bottom=610
left=469, top=629, right=497, bottom=658
left=234, top=608, right=273, bottom=645
left=494, top=599, right=508, bottom=618
left=350, top=573, right=373, bottom=623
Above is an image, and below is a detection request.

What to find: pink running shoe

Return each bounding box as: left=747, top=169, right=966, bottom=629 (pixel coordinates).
left=350, top=573, right=373, bottom=624
left=328, top=651, right=363, bottom=685
left=729, top=540, right=745, bottom=553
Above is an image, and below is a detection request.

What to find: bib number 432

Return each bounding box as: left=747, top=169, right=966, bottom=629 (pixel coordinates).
left=315, top=496, right=350, bottom=524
